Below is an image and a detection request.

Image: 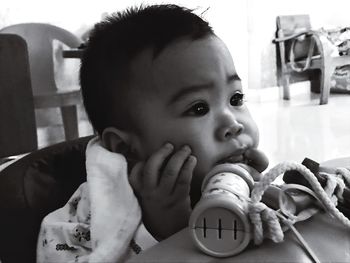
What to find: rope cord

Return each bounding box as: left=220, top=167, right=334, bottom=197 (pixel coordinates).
left=248, top=162, right=350, bottom=262
left=290, top=36, right=316, bottom=72
left=276, top=211, right=321, bottom=263
left=279, top=183, right=320, bottom=223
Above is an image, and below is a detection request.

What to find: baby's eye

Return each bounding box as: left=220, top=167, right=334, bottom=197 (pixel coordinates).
left=185, top=102, right=209, bottom=116
left=230, top=92, right=245, bottom=107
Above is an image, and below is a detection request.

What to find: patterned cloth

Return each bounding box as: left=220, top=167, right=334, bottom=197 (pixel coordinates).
left=36, top=137, right=157, bottom=263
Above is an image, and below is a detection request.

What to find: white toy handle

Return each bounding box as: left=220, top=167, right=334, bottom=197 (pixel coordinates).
left=189, top=163, right=254, bottom=257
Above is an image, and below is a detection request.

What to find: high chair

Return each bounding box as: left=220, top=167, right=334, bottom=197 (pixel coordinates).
left=0, top=136, right=92, bottom=263
left=274, top=14, right=350, bottom=105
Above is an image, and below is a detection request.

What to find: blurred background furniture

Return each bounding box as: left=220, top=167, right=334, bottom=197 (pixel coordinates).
left=0, top=34, right=37, bottom=164
left=62, top=47, right=84, bottom=58
left=274, top=14, right=350, bottom=105
left=0, top=23, right=83, bottom=140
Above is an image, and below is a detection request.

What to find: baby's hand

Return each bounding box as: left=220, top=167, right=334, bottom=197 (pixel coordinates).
left=129, top=143, right=197, bottom=240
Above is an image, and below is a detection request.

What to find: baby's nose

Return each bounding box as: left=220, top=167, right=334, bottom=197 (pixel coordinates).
left=216, top=118, right=244, bottom=141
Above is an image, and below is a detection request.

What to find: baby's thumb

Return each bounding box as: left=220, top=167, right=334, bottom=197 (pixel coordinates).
left=128, top=161, right=145, bottom=194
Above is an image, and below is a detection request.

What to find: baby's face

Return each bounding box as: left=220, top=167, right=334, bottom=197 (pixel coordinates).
left=126, top=35, right=259, bottom=201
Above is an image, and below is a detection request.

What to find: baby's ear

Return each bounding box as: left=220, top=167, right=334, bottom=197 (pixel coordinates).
left=101, top=127, right=132, bottom=155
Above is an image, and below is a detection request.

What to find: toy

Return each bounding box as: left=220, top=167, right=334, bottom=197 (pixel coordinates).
left=189, top=164, right=254, bottom=257
left=189, top=160, right=350, bottom=260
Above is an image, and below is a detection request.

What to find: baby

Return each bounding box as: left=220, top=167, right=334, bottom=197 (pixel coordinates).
left=37, top=4, right=268, bottom=262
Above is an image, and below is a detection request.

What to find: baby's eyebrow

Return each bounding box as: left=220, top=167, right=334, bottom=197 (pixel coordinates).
left=168, top=73, right=241, bottom=104
left=168, top=83, right=213, bottom=105
left=227, top=73, right=241, bottom=82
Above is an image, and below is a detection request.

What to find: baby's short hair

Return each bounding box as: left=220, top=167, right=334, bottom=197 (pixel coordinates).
left=80, top=4, right=214, bottom=135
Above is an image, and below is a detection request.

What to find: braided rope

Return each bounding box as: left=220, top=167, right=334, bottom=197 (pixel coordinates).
left=321, top=172, right=345, bottom=204
left=336, top=167, right=350, bottom=186
left=248, top=161, right=350, bottom=245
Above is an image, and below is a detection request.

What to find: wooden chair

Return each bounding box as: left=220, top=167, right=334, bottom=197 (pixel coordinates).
left=0, top=23, right=83, bottom=140
left=274, top=15, right=350, bottom=105
left=0, top=34, right=38, bottom=163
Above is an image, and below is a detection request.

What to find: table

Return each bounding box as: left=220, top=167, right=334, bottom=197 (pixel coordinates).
left=62, top=48, right=83, bottom=59
left=127, top=158, right=350, bottom=262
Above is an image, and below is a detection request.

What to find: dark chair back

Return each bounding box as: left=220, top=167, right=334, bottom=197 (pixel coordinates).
left=0, top=34, right=37, bottom=159
left=0, top=23, right=81, bottom=94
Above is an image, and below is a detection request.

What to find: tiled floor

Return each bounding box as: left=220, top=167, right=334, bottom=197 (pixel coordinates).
left=37, top=82, right=350, bottom=171
left=247, top=83, right=350, bottom=170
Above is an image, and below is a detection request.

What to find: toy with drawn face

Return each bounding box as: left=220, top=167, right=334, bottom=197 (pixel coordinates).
left=188, top=144, right=269, bottom=257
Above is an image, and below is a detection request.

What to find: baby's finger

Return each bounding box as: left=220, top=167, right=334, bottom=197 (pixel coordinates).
left=143, top=143, right=174, bottom=189
left=172, top=155, right=197, bottom=196
left=129, top=162, right=145, bottom=194
left=159, top=145, right=192, bottom=194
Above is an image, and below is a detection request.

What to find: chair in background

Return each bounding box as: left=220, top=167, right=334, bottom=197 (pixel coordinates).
left=0, top=34, right=38, bottom=163
left=0, top=23, right=83, bottom=140
left=274, top=14, right=350, bottom=105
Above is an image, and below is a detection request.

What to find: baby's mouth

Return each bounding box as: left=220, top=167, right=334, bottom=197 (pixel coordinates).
left=217, top=154, right=246, bottom=165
